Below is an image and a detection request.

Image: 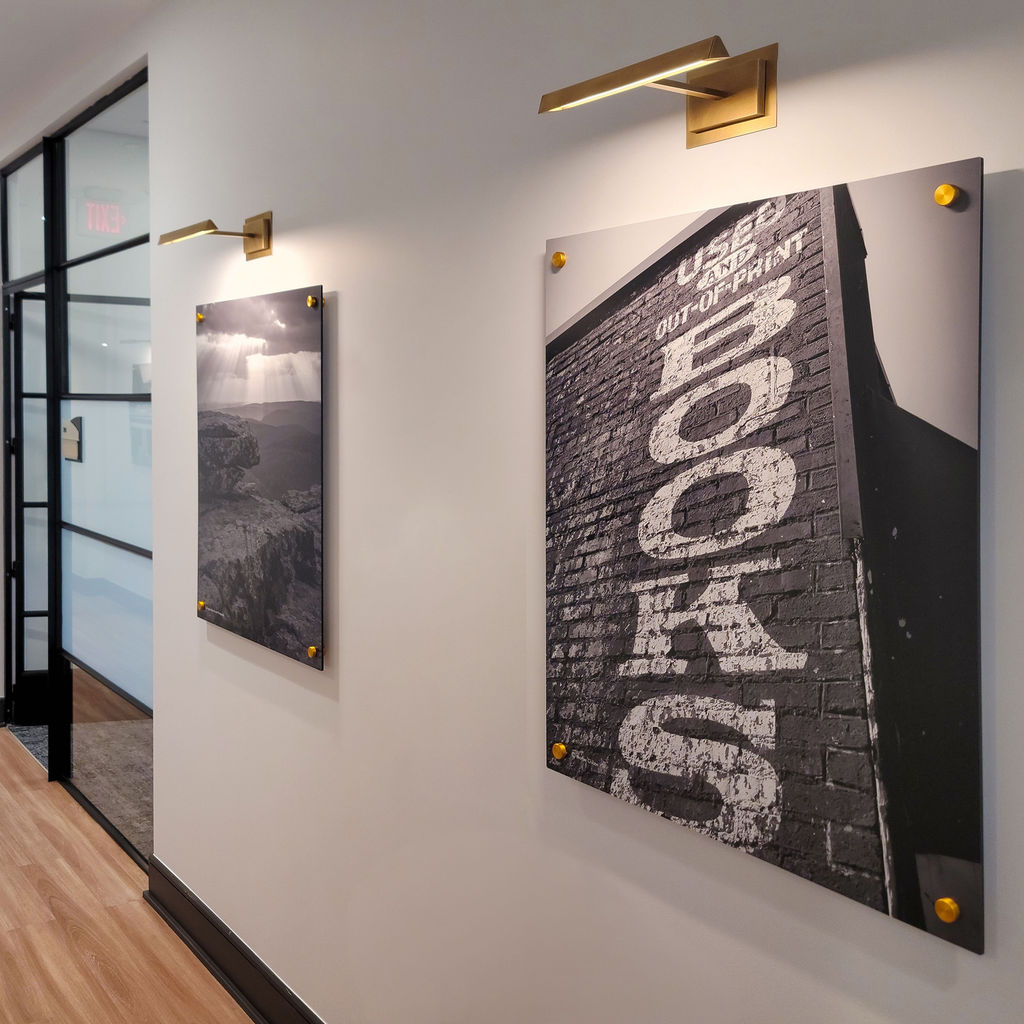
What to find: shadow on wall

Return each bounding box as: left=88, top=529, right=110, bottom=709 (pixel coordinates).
left=979, top=166, right=1024, bottom=958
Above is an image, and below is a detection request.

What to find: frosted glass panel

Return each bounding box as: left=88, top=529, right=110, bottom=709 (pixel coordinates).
left=68, top=301, right=150, bottom=395
left=67, top=243, right=149, bottom=301
left=22, top=399, right=48, bottom=502
left=62, top=400, right=152, bottom=550
left=63, top=530, right=152, bottom=708
left=24, top=507, right=47, bottom=611
left=21, top=300, right=46, bottom=393
left=5, top=154, right=44, bottom=280
left=24, top=618, right=47, bottom=671
left=65, top=85, right=149, bottom=261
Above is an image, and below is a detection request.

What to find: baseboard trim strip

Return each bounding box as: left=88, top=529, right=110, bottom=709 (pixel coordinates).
left=145, top=857, right=324, bottom=1024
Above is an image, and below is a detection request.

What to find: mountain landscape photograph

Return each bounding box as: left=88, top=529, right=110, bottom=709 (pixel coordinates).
left=195, top=286, right=324, bottom=669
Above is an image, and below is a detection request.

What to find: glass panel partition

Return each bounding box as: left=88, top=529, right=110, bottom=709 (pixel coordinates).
left=22, top=507, right=48, bottom=611
left=21, top=398, right=48, bottom=502
left=61, top=400, right=152, bottom=550
left=62, top=530, right=152, bottom=709
left=24, top=618, right=47, bottom=671
left=21, top=299, right=46, bottom=393
left=3, top=73, right=152, bottom=859
left=4, top=154, right=45, bottom=280
left=65, top=85, right=150, bottom=261
left=67, top=300, right=151, bottom=395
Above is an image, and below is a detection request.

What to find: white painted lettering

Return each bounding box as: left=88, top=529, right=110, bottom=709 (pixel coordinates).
left=649, top=357, right=794, bottom=464
left=652, top=276, right=796, bottom=400
left=619, top=558, right=808, bottom=676
left=637, top=446, right=797, bottom=560
left=611, top=694, right=780, bottom=848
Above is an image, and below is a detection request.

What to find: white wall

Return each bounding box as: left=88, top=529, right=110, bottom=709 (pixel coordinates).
left=6, top=1, right=1024, bottom=1021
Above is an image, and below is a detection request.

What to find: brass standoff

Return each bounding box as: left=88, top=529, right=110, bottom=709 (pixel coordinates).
left=934, top=183, right=960, bottom=207
left=934, top=897, right=961, bottom=924
left=307, top=645, right=319, bottom=659
left=551, top=251, right=567, bottom=270
left=196, top=312, right=205, bottom=323
left=197, top=600, right=206, bottom=611
left=306, top=295, right=318, bottom=309
left=551, top=742, right=568, bottom=761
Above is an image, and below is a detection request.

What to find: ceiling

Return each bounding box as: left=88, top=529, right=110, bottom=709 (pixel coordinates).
left=0, top=0, right=160, bottom=150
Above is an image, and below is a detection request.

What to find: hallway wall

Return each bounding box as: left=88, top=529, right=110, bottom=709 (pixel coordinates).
left=5, top=1, right=1024, bottom=1021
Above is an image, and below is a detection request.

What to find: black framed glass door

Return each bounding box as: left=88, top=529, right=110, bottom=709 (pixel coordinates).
left=3, top=291, right=50, bottom=745
left=2, top=70, right=152, bottom=863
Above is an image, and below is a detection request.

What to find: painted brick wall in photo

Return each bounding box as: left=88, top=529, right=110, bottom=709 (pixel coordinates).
left=546, top=190, right=890, bottom=913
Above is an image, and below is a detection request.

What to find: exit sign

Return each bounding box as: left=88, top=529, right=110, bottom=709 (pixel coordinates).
left=77, top=199, right=129, bottom=237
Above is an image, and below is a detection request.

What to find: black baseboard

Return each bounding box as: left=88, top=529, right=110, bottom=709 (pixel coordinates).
left=145, top=857, right=324, bottom=1024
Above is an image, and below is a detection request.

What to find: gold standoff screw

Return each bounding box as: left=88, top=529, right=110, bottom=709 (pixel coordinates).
left=197, top=600, right=205, bottom=611
left=551, top=742, right=568, bottom=761
left=307, top=645, right=319, bottom=658
left=934, top=183, right=960, bottom=207
left=551, top=251, right=567, bottom=270
left=934, top=897, right=960, bottom=924
left=306, top=295, right=318, bottom=309
left=196, top=312, right=205, bottom=323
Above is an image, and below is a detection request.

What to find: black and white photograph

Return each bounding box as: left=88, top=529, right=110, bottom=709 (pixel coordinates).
left=196, top=285, right=324, bottom=669
left=545, top=160, right=982, bottom=950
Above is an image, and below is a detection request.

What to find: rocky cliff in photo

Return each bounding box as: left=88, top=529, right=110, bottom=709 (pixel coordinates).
left=197, top=409, right=322, bottom=667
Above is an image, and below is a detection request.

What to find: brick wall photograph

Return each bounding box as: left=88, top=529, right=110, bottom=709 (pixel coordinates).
left=546, top=165, right=983, bottom=951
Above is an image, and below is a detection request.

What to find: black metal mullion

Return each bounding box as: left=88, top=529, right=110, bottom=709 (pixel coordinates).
left=2, top=272, right=46, bottom=295
left=44, top=133, right=71, bottom=781
left=60, top=233, right=150, bottom=271
left=68, top=294, right=149, bottom=306
left=61, top=521, right=152, bottom=560
left=61, top=393, right=151, bottom=403
left=12, top=296, right=27, bottom=711
left=2, top=295, right=13, bottom=721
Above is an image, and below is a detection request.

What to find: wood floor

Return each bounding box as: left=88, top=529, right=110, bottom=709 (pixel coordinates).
left=73, top=667, right=150, bottom=725
left=0, top=727, right=251, bottom=1024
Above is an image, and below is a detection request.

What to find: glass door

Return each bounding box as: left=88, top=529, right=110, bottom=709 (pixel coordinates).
left=63, top=243, right=153, bottom=859
left=60, top=82, right=153, bottom=860
left=3, top=290, right=50, bottom=763
left=2, top=72, right=152, bottom=863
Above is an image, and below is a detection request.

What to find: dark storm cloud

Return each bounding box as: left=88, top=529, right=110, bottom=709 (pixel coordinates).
left=196, top=286, right=321, bottom=355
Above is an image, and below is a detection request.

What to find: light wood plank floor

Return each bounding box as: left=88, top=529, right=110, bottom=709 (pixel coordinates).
left=0, top=727, right=251, bottom=1024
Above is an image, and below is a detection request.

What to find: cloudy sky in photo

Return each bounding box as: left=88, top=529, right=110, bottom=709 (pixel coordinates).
left=197, top=287, right=321, bottom=410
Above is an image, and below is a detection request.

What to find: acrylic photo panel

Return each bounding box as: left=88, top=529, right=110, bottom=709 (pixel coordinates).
left=545, top=160, right=982, bottom=951
left=196, top=286, right=324, bottom=670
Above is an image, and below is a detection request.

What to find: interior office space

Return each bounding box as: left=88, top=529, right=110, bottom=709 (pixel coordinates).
left=1, top=1, right=1022, bottom=1022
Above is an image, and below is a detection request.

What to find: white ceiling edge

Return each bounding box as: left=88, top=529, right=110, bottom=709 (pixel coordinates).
left=0, top=1, right=160, bottom=166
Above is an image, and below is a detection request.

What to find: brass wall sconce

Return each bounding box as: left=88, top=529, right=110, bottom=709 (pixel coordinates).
left=158, top=211, right=273, bottom=260
left=538, top=36, right=778, bottom=149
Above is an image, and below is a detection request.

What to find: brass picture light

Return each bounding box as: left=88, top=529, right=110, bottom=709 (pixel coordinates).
left=538, top=36, right=778, bottom=148
left=158, top=211, right=273, bottom=260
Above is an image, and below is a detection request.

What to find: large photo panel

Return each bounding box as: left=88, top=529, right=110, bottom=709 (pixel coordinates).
left=196, top=286, right=324, bottom=670
left=545, top=160, right=982, bottom=951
